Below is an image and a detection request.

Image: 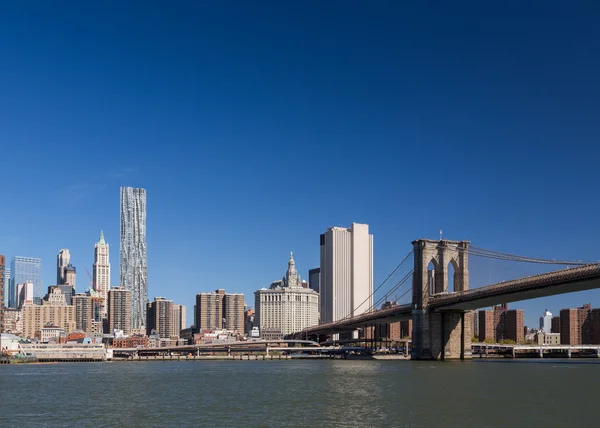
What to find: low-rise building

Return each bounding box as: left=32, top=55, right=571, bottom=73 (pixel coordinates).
left=536, top=332, right=560, bottom=345
left=112, top=336, right=149, bottom=348
left=39, top=325, right=65, bottom=343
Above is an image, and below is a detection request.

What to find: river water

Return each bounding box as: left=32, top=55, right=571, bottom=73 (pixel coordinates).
left=0, top=359, right=598, bottom=427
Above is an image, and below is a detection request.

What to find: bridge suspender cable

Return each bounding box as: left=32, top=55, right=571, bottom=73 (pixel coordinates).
left=332, top=249, right=414, bottom=325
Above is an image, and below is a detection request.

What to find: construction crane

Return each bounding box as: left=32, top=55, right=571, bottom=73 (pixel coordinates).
left=85, top=267, right=96, bottom=291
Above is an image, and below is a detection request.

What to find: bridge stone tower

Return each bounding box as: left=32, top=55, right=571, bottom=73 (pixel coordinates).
left=411, top=239, right=472, bottom=360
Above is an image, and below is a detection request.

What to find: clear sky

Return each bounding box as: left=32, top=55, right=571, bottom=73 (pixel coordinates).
left=1, top=2, right=599, bottom=328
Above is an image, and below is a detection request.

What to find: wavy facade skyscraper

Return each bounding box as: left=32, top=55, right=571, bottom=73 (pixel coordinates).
left=120, top=187, right=147, bottom=330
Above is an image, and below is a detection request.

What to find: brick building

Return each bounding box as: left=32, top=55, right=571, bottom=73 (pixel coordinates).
left=478, top=304, right=524, bottom=343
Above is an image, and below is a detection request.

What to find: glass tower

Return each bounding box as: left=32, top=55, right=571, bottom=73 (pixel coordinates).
left=10, top=256, right=42, bottom=308
left=120, top=186, right=148, bottom=330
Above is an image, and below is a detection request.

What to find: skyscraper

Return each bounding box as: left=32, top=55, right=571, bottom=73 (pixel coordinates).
left=57, top=249, right=70, bottom=285
left=108, top=287, right=131, bottom=335
left=120, top=187, right=148, bottom=330
left=319, top=223, right=373, bottom=324
left=539, top=309, right=552, bottom=333
left=10, top=257, right=42, bottom=307
left=146, top=297, right=173, bottom=338
left=93, top=231, right=111, bottom=317
left=308, top=267, right=320, bottom=293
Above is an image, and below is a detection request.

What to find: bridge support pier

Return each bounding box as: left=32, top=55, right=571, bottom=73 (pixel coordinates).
left=412, top=309, right=472, bottom=360
left=411, top=239, right=471, bottom=360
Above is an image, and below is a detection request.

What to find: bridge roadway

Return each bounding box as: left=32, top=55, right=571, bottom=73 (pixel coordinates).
left=301, top=264, right=600, bottom=336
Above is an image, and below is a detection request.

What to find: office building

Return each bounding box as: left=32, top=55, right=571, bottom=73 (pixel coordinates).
left=255, top=253, right=319, bottom=336
left=146, top=297, right=173, bottom=338
left=73, top=294, right=94, bottom=333
left=308, top=268, right=320, bottom=293
left=108, top=287, right=131, bottom=335
left=120, top=187, right=148, bottom=330
left=10, top=257, right=42, bottom=307
left=57, top=249, right=70, bottom=285
left=539, top=309, right=552, bottom=332
left=64, top=265, right=76, bottom=288
left=319, top=223, right=373, bottom=324
left=171, top=303, right=186, bottom=337
left=195, top=289, right=245, bottom=333
left=93, top=231, right=111, bottom=317
left=551, top=316, right=560, bottom=334
left=22, top=292, right=76, bottom=339
left=16, top=281, right=34, bottom=308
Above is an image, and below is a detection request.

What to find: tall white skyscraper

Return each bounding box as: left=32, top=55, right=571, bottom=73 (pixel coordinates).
left=539, top=309, right=552, bottom=332
left=57, top=249, right=70, bottom=285
left=319, top=223, right=373, bottom=324
left=93, top=231, right=111, bottom=317
left=120, top=187, right=148, bottom=330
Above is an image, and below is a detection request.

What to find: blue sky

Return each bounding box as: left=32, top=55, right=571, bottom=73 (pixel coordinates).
left=1, top=2, right=599, bottom=328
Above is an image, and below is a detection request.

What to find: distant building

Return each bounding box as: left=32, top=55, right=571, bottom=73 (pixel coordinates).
left=559, top=303, right=600, bottom=345
left=73, top=294, right=94, bottom=334
left=2, top=308, right=22, bottom=335
left=57, top=249, right=70, bottom=285
left=120, top=186, right=148, bottom=330
left=539, top=309, right=552, bottom=332
left=195, top=289, right=245, bottom=333
left=4, top=266, right=9, bottom=309
left=478, top=304, right=524, bottom=343
left=319, top=223, right=373, bottom=324
left=244, top=308, right=255, bottom=336
left=551, top=316, right=560, bottom=334
left=308, top=268, right=320, bottom=294
left=471, top=310, right=479, bottom=339
left=560, top=304, right=590, bottom=345
left=10, top=257, right=42, bottom=307
left=64, top=265, right=76, bottom=288
left=536, top=332, right=560, bottom=345
left=108, top=287, right=131, bottom=335
left=16, top=281, right=34, bottom=309
left=22, top=304, right=75, bottom=339
left=399, top=319, right=412, bottom=339
left=171, top=304, right=186, bottom=338
left=146, top=297, right=173, bottom=338
left=93, top=231, right=110, bottom=317
left=255, top=253, right=319, bottom=336
left=112, top=336, right=148, bottom=349
left=40, top=325, right=65, bottom=343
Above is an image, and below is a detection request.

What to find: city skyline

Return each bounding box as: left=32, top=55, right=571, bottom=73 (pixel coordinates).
left=1, top=3, right=599, bottom=329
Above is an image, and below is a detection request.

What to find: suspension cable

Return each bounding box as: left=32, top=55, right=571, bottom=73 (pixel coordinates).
left=332, top=249, right=413, bottom=324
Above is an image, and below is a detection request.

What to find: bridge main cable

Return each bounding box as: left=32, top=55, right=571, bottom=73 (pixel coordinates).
left=467, top=245, right=596, bottom=266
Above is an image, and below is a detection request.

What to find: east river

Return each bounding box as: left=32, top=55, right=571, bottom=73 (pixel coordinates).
left=1, top=359, right=599, bottom=427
